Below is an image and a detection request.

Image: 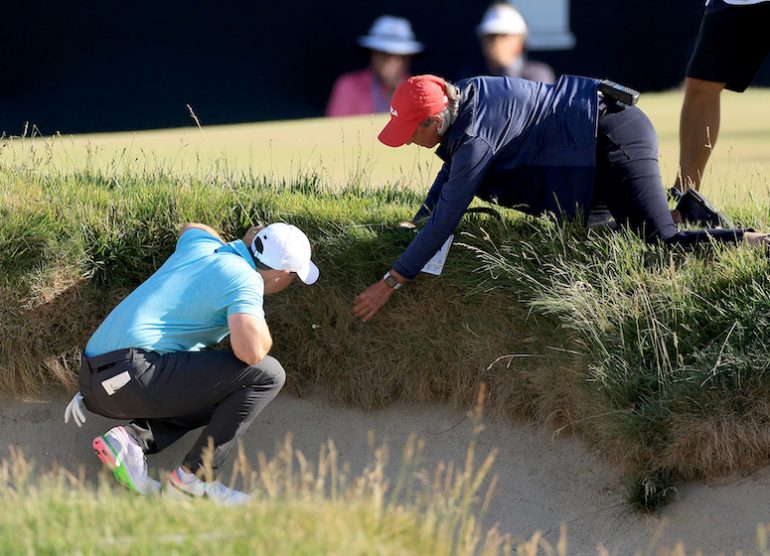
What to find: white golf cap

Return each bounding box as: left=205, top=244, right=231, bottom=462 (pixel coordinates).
left=357, top=15, right=424, bottom=56
left=476, top=3, right=528, bottom=36
left=250, top=223, right=319, bottom=285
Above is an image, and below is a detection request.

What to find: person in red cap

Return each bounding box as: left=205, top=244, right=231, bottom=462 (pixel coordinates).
left=353, top=74, right=769, bottom=321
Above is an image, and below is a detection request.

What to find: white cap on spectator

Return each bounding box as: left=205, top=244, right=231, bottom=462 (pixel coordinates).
left=251, top=223, right=319, bottom=285
left=358, top=15, right=424, bottom=55
left=476, top=3, right=528, bottom=36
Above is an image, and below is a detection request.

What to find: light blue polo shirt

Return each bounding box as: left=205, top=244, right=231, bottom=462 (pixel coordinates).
left=85, top=228, right=265, bottom=357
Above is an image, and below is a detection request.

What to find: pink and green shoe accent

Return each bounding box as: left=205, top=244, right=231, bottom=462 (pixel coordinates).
left=92, top=427, right=159, bottom=494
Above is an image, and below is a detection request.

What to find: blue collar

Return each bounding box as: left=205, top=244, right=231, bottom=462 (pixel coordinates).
left=215, top=239, right=257, bottom=271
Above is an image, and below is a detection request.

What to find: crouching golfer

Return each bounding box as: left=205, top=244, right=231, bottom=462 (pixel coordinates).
left=353, top=74, right=768, bottom=321
left=64, top=222, right=319, bottom=503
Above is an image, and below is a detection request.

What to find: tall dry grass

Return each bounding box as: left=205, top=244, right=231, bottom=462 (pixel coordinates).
left=3, top=153, right=770, bottom=510
left=0, top=166, right=555, bottom=407
left=0, top=389, right=515, bottom=555
left=467, top=212, right=770, bottom=508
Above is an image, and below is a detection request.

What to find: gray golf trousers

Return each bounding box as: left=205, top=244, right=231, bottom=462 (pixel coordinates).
left=79, top=348, right=285, bottom=471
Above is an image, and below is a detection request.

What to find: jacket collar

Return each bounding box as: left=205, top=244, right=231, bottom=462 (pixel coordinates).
left=436, top=79, right=477, bottom=161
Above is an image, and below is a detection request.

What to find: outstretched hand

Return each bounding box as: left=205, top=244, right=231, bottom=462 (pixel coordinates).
left=745, top=232, right=770, bottom=247
left=353, top=280, right=396, bottom=321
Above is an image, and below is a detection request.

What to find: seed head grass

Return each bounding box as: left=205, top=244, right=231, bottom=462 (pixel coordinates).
left=467, top=202, right=770, bottom=509
left=0, top=396, right=511, bottom=556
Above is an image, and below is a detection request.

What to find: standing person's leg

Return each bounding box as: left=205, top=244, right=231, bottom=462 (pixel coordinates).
left=594, top=103, right=749, bottom=248
left=676, top=78, right=724, bottom=191
left=676, top=0, right=770, bottom=191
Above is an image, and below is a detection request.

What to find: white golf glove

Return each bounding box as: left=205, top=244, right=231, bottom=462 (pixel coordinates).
left=64, top=392, right=87, bottom=427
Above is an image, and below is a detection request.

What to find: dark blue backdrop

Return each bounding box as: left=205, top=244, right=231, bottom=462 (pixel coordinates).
left=1, top=1, right=768, bottom=134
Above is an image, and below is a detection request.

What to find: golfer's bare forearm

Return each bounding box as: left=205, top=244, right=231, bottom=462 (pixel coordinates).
left=228, top=313, right=273, bottom=366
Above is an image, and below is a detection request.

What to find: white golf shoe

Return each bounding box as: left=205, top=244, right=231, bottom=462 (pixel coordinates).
left=92, top=426, right=161, bottom=494
left=165, top=467, right=251, bottom=505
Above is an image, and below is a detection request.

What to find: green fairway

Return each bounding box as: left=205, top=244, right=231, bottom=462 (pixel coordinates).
left=5, top=88, right=769, bottom=202
left=3, top=112, right=440, bottom=192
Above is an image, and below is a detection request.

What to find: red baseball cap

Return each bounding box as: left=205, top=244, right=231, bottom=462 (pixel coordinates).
left=378, top=75, right=449, bottom=147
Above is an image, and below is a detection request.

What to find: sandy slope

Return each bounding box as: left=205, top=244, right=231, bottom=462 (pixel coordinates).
left=1, top=391, right=768, bottom=554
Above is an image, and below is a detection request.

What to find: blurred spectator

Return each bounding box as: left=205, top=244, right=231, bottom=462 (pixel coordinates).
left=326, top=15, right=424, bottom=117
left=461, top=2, right=555, bottom=83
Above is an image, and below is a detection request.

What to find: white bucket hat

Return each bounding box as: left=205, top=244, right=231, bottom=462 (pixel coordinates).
left=357, top=15, right=424, bottom=56
left=476, top=3, right=528, bottom=36
left=250, top=223, right=319, bottom=285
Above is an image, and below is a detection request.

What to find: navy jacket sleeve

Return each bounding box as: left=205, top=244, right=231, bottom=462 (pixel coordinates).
left=394, top=137, right=494, bottom=279
left=413, top=163, right=450, bottom=222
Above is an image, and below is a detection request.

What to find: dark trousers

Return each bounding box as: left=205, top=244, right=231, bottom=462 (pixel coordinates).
left=593, top=102, right=746, bottom=247
left=80, top=348, right=285, bottom=471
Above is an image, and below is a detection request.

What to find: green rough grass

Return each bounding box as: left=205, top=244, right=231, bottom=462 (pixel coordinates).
left=4, top=440, right=769, bottom=555
left=466, top=217, right=770, bottom=509
left=0, top=168, right=552, bottom=407
left=3, top=162, right=770, bottom=511
left=0, top=427, right=510, bottom=556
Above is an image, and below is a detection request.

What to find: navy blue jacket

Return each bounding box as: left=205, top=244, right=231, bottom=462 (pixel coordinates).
left=393, top=75, right=601, bottom=280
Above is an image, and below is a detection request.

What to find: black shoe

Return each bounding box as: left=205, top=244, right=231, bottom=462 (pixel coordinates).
left=587, top=207, right=618, bottom=230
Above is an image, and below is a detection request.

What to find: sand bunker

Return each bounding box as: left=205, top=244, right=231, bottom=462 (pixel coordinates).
left=2, top=391, right=768, bottom=553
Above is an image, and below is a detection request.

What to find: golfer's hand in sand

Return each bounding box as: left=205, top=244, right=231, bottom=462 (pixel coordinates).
left=64, top=392, right=87, bottom=427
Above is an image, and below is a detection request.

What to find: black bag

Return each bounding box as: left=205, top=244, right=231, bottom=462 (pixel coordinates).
left=668, top=187, right=732, bottom=228
left=598, top=80, right=640, bottom=106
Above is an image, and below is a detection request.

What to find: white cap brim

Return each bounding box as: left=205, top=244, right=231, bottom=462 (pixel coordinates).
left=476, top=21, right=527, bottom=36
left=476, top=5, right=528, bottom=36
left=357, top=36, right=424, bottom=55
left=298, top=260, right=320, bottom=285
